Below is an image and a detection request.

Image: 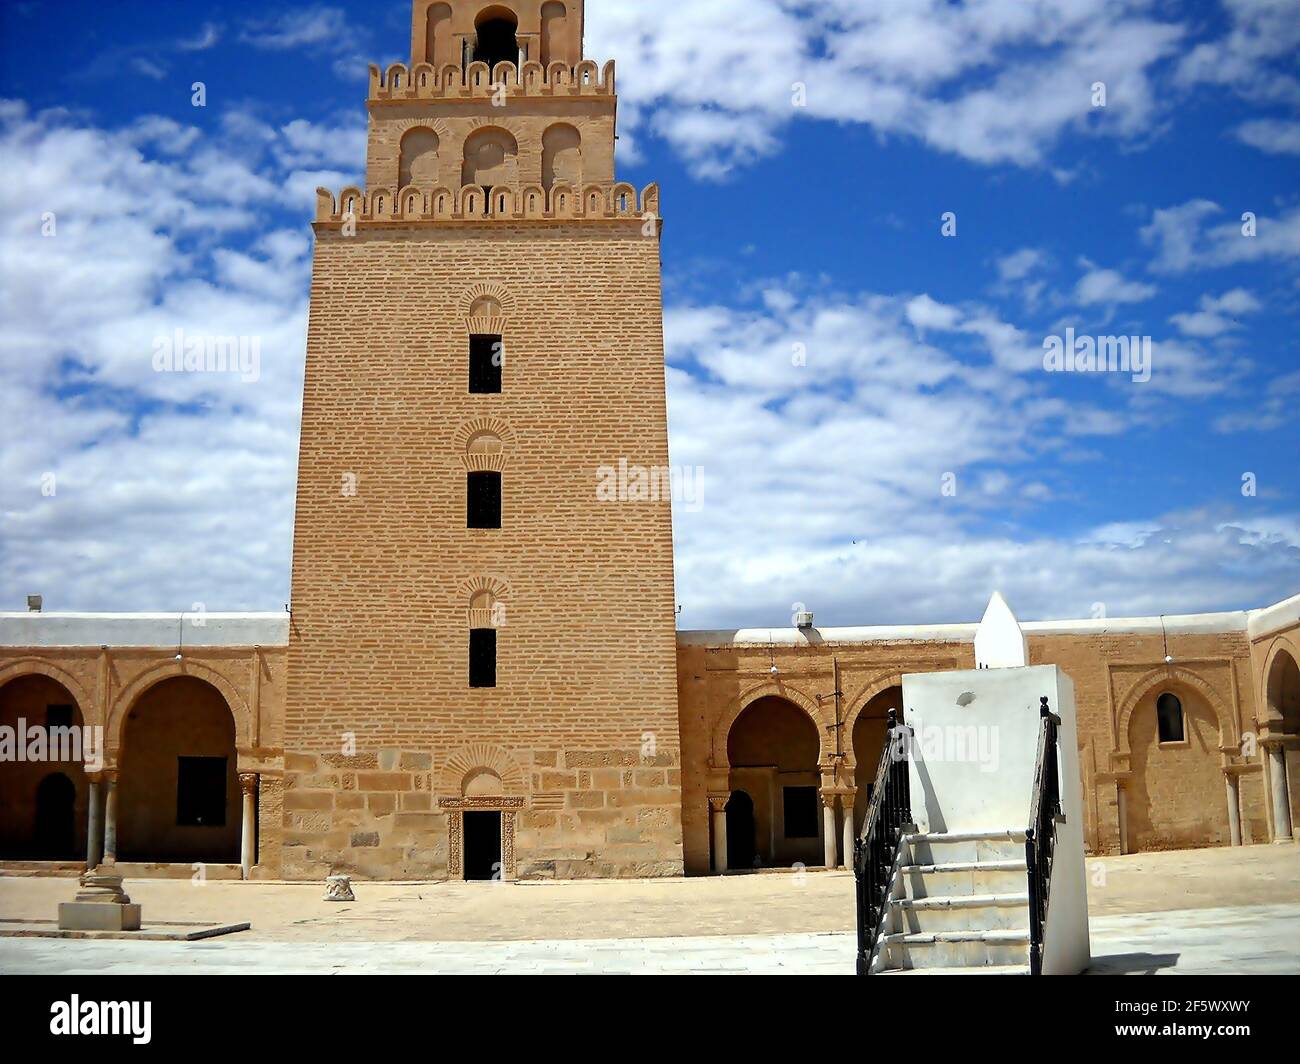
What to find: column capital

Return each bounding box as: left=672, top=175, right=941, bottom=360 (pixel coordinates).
left=239, top=772, right=259, bottom=794
left=707, top=794, right=729, bottom=814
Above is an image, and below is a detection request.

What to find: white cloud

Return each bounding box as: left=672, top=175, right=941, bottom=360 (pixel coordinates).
left=1170, top=288, right=1262, bottom=337
left=1176, top=0, right=1300, bottom=105
left=1073, top=264, right=1158, bottom=305
left=998, top=248, right=1045, bottom=283
left=588, top=0, right=1187, bottom=178
left=0, top=103, right=319, bottom=611
left=1235, top=117, right=1300, bottom=154
left=1140, top=200, right=1300, bottom=273
left=2, top=101, right=1295, bottom=630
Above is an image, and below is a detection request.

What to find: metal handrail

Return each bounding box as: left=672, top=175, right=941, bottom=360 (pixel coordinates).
left=853, top=708, right=912, bottom=975
left=1025, top=695, right=1062, bottom=976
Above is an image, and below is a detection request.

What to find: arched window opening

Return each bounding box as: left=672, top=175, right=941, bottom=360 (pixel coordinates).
left=1156, top=692, right=1185, bottom=744
left=473, top=8, right=519, bottom=68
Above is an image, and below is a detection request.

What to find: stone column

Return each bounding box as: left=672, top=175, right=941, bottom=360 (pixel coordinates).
left=239, top=773, right=258, bottom=879
left=708, top=795, right=728, bottom=874
left=821, top=793, right=837, bottom=869
left=102, top=770, right=118, bottom=864
left=1116, top=783, right=1128, bottom=856
left=85, top=775, right=103, bottom=869
left=1224, top=772, right=1242, bottom=846
left=840, top=795, right=855, bottom=870
left=1268, top=745, right=1293, bottom=842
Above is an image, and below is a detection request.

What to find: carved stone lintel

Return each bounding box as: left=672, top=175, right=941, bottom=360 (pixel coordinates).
left=324, top=873, right=355, bottom=902
left=437, top=796, right=525, bottom=810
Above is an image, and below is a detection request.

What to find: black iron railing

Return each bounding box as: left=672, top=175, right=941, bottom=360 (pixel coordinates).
left=1025, top=695, right=1062, bottom=976
left=853, top=708, right=912, bottom=976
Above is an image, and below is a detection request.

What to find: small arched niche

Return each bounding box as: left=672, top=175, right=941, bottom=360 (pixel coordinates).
left=425, top=3, right=453, bottom=68
left=462, top=126, right=519, bottom=188
left=540, top=2, right=568, bottom=67
left=399, top=127, right=440, bottom=188
left=542, top=123, right=581, bottom=191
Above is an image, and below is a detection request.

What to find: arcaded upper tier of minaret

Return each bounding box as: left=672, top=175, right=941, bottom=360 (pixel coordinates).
left=311, top=0, right=662, bottom=225
left=411, top=0, right=585, bottom=70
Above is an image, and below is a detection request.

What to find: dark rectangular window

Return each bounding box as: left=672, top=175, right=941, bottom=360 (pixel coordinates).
left=469, top=334, right=503, bottom=394
left=467, top=471, right=502, bottom=529
left=783, top=786, right=818, bottom=839
left=177, top=756, right=227, bottom=827
left=469, top=628, right=497, bottom=688
left=46, top=704, right=74, bottom=730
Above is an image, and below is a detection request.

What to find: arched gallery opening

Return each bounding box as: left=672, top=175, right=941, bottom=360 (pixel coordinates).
left=118, top=676, right=240, bottom=864
left=726, top=695, right=822, bottom=868
left=1265, top=649, right=1299, bottom=840
left=473, top=7, right=519, bottom=68
left=851, top=686, right=903, bottom=838
left=0, top=674, right=88, bottom=860
left=1125, top=686, right=1224, bottom=852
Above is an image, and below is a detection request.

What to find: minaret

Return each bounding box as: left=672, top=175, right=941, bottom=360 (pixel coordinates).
left=286, top=0, right=682, bottom=881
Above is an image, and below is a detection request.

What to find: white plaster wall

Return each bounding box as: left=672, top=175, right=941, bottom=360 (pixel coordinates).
left=902, top=664, right=1090, bottom=974
left=0, top=612, right=289, bottom=648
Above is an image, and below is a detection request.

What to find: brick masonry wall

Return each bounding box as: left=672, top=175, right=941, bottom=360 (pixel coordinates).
left=675, top=628, right=1260, bottom=874
left=285, top=221, right=682, bottom=880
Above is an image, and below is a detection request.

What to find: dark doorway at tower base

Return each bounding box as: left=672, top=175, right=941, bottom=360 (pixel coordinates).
left=463, top=811, right=502, bottom=881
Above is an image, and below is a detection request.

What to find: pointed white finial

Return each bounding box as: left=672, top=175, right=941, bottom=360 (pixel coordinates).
left=974, top=591, right=1029, bottom=668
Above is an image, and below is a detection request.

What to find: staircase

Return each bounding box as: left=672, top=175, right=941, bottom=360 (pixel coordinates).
left=871, top=828, right=1031, bottom=975
left=854, top=667, right=1090, bottom=976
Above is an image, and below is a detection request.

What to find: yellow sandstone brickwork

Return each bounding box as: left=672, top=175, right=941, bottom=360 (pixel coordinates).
left=285, top=0, right=681, bottom=881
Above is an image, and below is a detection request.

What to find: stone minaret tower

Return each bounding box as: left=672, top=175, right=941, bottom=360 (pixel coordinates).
left=285, top=0, right=682, bottom=881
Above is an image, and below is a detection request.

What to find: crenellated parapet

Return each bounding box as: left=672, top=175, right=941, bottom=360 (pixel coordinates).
left=315, top=181, right=659, bottom=228
left=369, top=58, right=615, bottom=102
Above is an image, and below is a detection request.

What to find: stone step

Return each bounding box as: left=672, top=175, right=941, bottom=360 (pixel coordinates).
left=878, top=929, right=1031, bottom=970
left=896, top=860, right=1028, bottom=900
left=889, top=892, right=1030, bottom=933
left=877, top=964, right=1031, bottom=976
left=903, top=829, right=1027, bottom=865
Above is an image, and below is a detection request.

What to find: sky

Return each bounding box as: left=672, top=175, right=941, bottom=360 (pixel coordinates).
left=0, top=0, right=1297, bottom=630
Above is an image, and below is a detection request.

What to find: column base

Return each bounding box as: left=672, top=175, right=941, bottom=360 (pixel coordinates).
left=58, top=902, right=142, bottom=932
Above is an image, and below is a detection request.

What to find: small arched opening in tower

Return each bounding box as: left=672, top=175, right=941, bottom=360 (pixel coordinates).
left=473, top=7, right=520, bottom=68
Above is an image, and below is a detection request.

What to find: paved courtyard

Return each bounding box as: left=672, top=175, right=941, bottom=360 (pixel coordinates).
left=1, top=844, right=1296, bottom=974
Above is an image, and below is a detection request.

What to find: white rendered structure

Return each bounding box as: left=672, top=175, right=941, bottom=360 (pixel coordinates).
left=866, top=595, right=1090, bottom=974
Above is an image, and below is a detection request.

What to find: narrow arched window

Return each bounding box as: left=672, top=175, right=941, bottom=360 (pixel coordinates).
left=1156, top=692, right=1184, bottom=744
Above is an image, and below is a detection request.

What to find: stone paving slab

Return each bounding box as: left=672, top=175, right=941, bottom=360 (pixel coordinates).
left=0, top=919, right=251, bottom=941
left=1, top=904, right=1296, bottom=975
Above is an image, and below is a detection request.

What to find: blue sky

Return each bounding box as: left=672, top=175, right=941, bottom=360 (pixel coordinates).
left=1, top=0, right=1297, bottom=628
